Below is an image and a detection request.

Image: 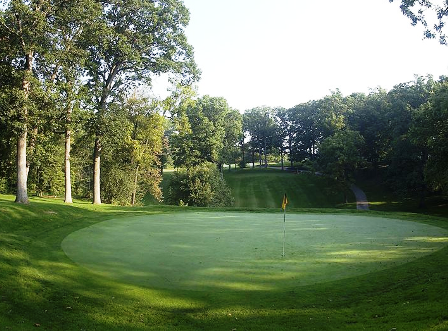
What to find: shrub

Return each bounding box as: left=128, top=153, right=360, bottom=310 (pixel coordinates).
left=167, top=163, right=233, bottom=207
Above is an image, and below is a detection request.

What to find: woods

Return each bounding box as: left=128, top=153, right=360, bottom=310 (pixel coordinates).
left=1, top=1, right=448, bottom=207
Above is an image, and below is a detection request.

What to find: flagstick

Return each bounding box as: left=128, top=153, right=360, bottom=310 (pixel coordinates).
left=282, top=206, right=286, bottom=258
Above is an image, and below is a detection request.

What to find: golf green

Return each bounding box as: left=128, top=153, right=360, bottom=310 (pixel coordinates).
left=62, top=212, right=448, bottom=291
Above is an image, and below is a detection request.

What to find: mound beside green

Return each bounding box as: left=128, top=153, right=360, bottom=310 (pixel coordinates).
left=62, top=212, right=448, bottom=291
left=224, top=168, right=350, bottom=208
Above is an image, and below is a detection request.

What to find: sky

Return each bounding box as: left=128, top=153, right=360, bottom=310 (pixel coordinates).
left=152, top=0, right=448, bottom=112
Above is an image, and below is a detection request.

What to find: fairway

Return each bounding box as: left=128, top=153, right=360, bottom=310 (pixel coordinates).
left=62, top=212, right=448, bottom=291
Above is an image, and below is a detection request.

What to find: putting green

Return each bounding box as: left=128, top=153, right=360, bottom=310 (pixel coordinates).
left=62, top=212, right=448, bottom=291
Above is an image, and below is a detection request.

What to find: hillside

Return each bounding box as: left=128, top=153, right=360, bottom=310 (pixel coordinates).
left=224, top=168, right=355, bottom=209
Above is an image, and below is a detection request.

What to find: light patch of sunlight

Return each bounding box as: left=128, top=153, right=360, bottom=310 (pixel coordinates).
left=0, top=248, right=29, bottom=261
left=405, top=236, right=448, bottom=243
left=187, top=279, right=276, bottom=291
left=325, top=249, right=416, bottom=261
left=299, top=227, right=329, bottom=231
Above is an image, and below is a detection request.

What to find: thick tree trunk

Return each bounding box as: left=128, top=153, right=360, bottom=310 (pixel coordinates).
left=93, top=137, right=101, bottom=204
left=64, top=127, right=73, bottom=203
left=15, top=52, right=33, bottom=204
left=15, top=130, right=29, bottom=204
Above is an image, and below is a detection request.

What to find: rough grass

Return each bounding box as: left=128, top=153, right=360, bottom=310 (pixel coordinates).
left=1, top=193, right=448, bottom=330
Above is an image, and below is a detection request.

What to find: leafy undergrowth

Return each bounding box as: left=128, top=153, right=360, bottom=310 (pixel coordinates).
left=1, top=194, right=448, bottom=330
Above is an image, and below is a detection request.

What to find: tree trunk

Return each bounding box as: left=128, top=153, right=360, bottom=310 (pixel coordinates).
left=93, top=137, right=102, bottom=204
left=64, top=127, right=73, bottom=203
left=252, top=150, right=255, bottom=168
left=289, top=139, right=293, bottom=168
left=263, top=138, right=267, bottom=168
left=131, top=165, right=139, bottom=206
left=15, top=52, right=33, bottom=204
left=281, top=148, right=284, bottom=170
left=15, top=130, right=29, bottom=204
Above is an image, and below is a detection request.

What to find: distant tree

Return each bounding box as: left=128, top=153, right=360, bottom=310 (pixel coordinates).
left=346, top=90, right=390, bottom=168
left=219, top=108, right=242, bottom=170
left=317, top=130, right=365, bottom=201
left=274, top=107, right=293, bottom=169
left=288, top=101, right=321, bottom=162
left=411, top=81, right=448, bottom=196
left=170, top=96, right=238, bottom=168
left=243, top=107, right=277, bottom=167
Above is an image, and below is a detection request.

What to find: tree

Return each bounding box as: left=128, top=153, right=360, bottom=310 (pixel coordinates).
left=411, top=81, right=448, bottom=195
left=243, top=107, right=277, bottom=167
left=275, top=107, right=294, bottom=169
left=346, top=90, right=390, bottom=168
left=317, top=130, right=366, bottom=201
left=390, top=0, right=448, bottom=44
left=83, top=0, right=200, bottom=204
left=1, top=0, right=55, bottom=203
left=219, top=108, right=242, bottom=170
left=126, top=96, right=164, bottom=205
left=45, top=0, right=100, bottom=203
left=288, top=101, right=321, bottom=163
left=170, top=96, right=237, bottom=168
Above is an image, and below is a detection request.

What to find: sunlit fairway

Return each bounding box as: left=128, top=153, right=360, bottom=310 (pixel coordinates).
left=62, top=212, right=448, bottom=291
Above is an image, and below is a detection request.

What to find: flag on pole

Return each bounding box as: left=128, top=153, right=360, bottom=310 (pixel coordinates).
left=281, top=193, right=288, bottom=257
left=281, top=193, right=288, bottom=210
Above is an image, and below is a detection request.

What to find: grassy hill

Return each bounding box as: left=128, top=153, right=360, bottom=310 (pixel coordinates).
left=224, top=168, right=354, bottom=209
left=1, top=194, right=448, bottom=330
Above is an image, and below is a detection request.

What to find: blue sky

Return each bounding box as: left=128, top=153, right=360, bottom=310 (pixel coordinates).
left=152, top=0, right=448, bottom=111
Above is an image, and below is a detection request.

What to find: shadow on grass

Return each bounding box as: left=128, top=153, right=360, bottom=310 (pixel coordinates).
left=1, top=196, right=448, bottom=330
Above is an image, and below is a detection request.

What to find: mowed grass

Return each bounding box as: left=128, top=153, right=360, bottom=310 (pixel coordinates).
left=62, top=212, right=448, bottom=291
left=224, top=168, right=353, bottom=208
left=1, top=171, right=448, bottom=331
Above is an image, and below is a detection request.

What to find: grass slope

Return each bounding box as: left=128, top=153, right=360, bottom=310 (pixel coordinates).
left=224, top=168, right=354, bottom=209
left=1, top=193, right=448, bottom=330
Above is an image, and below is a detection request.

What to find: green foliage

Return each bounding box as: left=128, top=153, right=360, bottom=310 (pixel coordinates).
left=391, top=0, right=448, bottom=44
left=243, top=107, right=278, bottom=167
left=170, top=95, right=241, bottom=168
left=167, top=163, right=233, bottom=207
left=27, top=133, right=65, bottom=196
left=411, top=81, right=448, bottom=194
left=100, top=97, right=164, bottom=205
left=317, top=130, right=366, bottom=198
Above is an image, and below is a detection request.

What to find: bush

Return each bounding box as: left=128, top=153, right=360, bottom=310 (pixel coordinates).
left=167, top=163, right=233, bottom=207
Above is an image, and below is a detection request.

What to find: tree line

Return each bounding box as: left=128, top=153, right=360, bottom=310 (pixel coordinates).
left=241, top=76, right=448, bottom=207
left=1, top=1, right=448, bottom=207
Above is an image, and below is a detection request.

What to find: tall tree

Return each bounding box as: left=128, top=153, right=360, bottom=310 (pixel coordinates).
left=411, top=81, right=448, bottom=195
left=45, top=0, right=100, bottom=203
left=317, top=130, right=366, bottom=201
left=243, top=107, right=277, bottom=167
left=170, top=96, right=236, bottom=168
left=1, top=0, right=55, bottom=203
left=84, top=0, right=199, bottom=204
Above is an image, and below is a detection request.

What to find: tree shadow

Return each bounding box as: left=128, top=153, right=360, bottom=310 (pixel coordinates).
left=1, top=198, right=448, bottom=330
